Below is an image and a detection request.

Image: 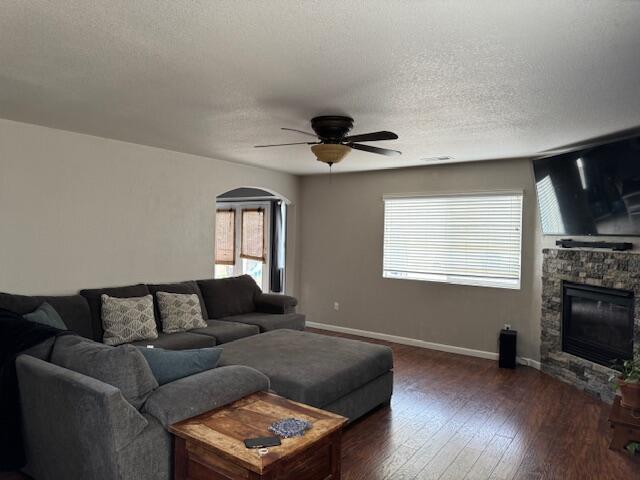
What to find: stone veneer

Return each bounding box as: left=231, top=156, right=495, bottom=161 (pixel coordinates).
left=541, top=248, right=640, bottom=403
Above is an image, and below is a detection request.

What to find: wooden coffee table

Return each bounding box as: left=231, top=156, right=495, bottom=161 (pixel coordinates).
left=169, top=391, right=348, bottom=480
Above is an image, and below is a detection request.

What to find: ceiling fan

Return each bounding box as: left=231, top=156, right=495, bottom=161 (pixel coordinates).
left=255, top=115, right=401, bottom=167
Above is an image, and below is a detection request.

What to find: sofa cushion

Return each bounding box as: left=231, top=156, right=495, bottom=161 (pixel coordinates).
left=219, top=329, right=393, bottom=408
left=254, top=293, right=298, bottom=314
left=23, top=302, right=67, bottom=330
left=50, top=335, right=158, bottom=409
left=190, top=319, right=260, bottom=344
left=146, top=281, right=208, bottom=328
left=130, top=331, right=216, bottom=350
left=101, top=294, right=158, bottom=346
left=222, top=312, right=305, bottom=332
left=137, top=347, right=222, bottom=385
left=0, top=292, right=93, bottom=339
left=80, top=284, right=151, bottom=341
left=143, top=366, right=270, bottom=428
left=156, top=292, right=207, bottom=333
left=196, top=275, right=260, bottom=319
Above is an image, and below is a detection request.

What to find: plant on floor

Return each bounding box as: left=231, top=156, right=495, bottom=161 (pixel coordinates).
left=626, top=442, right=640, bottom=456
left=610, top=359, right=640, bottom=409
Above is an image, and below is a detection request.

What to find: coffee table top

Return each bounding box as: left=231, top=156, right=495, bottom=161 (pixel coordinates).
left=169, top=391, right=348, bottom=474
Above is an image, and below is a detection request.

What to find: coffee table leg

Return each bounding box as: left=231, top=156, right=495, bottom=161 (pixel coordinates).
left=174, top=436, right=188, bottom=480
left=331, top=430, right=342, bottom=480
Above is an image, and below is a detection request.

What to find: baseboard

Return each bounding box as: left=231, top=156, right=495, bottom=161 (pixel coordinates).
left=306, top=321, right=541, bottom=370
left=517, top=357, right=541, bottom=370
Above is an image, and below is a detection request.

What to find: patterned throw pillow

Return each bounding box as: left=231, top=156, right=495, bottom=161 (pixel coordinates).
left=156, top=292, right=207, bottom=333
left=101, top=294, right=158, bottom=346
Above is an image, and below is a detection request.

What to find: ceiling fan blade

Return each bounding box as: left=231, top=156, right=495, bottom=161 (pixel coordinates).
left=349, top=143, right=401, bottom=156
left=281, top=127, right=318, bottom=138
left=254, top=142, right=318, bottom=148
left=343, top=131, right=398, bottom=143
left=538, top=126, right=640, bottom=156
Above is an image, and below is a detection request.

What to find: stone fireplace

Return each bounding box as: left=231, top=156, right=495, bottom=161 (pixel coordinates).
left=541, top=248, right=640, bottom=403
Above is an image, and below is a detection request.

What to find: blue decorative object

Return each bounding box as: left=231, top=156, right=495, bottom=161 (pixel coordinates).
left=137, top=346, right=222, bottom=385
left=268, top=418, right=312, bottom=438
left=23, top=302, right=67, bottom=330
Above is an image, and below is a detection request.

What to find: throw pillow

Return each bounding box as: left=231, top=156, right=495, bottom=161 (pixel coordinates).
left=156, top=292, right=207, bottom=333
left=23, top=302, right=67, bottom=330
left=137, top=346, right=222, bottom=385
left=101, top=294, right=158, bottom=346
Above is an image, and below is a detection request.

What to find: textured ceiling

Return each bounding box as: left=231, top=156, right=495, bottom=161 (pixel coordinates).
left=1, top=1, right=640, bottom=175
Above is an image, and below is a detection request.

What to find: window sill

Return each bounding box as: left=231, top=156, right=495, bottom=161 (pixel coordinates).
left=383, top=271, right=521, bottom=290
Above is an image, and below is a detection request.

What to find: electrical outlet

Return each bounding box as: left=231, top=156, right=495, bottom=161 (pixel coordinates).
left=334, top=302, right=340, bottom=311
left=504, top=324, right=511, bottom=330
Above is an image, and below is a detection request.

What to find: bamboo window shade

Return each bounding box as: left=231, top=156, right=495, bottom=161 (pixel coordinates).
left=215, top=209, right=235, bottom=265
left=241, top=208, right=266, bottom=262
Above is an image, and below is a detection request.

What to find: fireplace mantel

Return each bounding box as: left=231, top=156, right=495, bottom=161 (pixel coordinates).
left=541, top=248, right=640, bottom=402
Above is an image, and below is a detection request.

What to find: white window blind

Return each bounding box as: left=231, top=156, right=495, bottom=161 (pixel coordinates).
left=383, top=192, right=523, bottom=289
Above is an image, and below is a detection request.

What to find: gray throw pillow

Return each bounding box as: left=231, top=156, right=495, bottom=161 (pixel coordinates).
left=101, top=294, right=158, bottom=346
left=23, top=302, right=67, bottom=330
left=156, top=292, right=207, bottom=333
left=51, top=335, right=158, bottom=409
left=137, top=346, right=222, bottom=385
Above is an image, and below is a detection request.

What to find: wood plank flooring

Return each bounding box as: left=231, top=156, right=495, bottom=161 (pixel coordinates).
left=310, top=329, right=639, bottom=480
left=2, top=329, right=638, bottom=479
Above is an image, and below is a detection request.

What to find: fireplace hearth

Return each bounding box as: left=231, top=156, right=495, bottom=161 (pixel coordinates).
left=542, top=248, right=640, bottom=402
left=562, top=282, right=634, bottom=367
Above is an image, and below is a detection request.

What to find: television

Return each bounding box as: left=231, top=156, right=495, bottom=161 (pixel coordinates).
left=533, top=136, right=640, bottom=236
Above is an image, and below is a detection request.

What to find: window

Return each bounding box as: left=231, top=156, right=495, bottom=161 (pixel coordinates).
left=214, top=203, right=270, bottom=290
left=215, top=209, right=235, bottom=265
left=241, top=208, right=266, bottom=262
left=383, top=192, right=523, bottom=289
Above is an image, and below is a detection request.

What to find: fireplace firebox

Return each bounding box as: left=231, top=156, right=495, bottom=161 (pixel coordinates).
left=562, top=282, right=634, bottom=367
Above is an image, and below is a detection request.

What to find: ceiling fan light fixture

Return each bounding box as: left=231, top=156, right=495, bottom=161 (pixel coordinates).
left=311, top=143, right=351, bottom=165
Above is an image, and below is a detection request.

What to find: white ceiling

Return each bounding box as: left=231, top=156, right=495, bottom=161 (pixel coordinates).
left=1, top=1, right=639, bottom=175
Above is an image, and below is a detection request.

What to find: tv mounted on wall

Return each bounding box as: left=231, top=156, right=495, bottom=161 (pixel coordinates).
left=533, top=136, right=640, bottom=236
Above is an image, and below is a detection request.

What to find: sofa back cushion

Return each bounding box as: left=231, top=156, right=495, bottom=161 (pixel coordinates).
left=0, top=292, right=93, bottom=339
left=146, top=281, right=209, bottom=327
left=79, top=284, right=150, bottom=342
left=196, top=275, right=260, bottom=319
left=50, top=335, right=158, bottom=409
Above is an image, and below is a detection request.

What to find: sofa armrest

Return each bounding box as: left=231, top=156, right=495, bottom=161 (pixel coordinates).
left=143, top=365, right=270, bottom=428
left=16, top=355, right=149, bottom=479
left=254, top=293, right=298, bottom=314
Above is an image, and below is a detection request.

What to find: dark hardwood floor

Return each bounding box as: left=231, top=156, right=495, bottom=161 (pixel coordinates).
left=2, top=329, right=638, bottom=479
left=312, top=329, right=639, bottom=480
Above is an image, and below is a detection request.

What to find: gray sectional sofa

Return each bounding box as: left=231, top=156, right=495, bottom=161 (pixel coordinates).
left=4, top=275, right=394, bottom=479
left=17, top=335, right=270, bottom=480
left=1, top=275, right=304, bottom=349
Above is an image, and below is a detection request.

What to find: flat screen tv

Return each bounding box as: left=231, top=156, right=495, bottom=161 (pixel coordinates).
left=533, top=136, right=640, bottom=236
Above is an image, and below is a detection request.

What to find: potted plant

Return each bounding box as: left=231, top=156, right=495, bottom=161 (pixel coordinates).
left=611, top=359, right=640, bottom=409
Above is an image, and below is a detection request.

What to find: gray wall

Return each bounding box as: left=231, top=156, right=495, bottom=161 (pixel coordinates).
left=0, top=119, right=299, bottom=295
left=298, top=158, right=542, bottom=360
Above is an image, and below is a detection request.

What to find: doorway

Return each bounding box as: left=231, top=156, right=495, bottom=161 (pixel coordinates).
left=214, top=188, right=287, bottom=293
